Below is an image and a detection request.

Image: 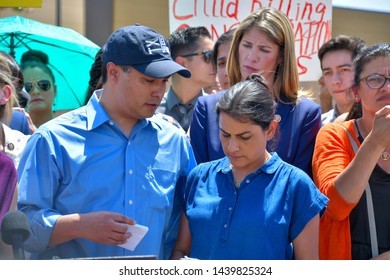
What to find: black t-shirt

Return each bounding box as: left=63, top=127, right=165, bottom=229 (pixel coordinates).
left=349, top=125, right=390, bottom=259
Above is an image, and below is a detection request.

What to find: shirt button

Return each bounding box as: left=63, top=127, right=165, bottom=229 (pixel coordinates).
left=228, top=207, right=233, bottom=211
left=128, top=200, right=133, bottom=205
left=128, top=169, right=133, bottom=175
left=245, top=179, right=250, bottom=184
left=109, top=121, right=114, bottom=126
left=224, top=224, right=228, bottom=228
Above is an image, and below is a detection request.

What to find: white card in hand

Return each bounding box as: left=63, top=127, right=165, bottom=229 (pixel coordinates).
left=118, top=224, right=149, bottom=251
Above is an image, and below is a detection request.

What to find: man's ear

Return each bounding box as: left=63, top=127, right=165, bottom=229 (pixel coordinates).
left=175, top=56, right=185, bottom=66
left=107, top=62, right=121, bottom=80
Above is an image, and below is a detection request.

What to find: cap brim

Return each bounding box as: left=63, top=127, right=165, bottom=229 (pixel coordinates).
left=133, top=60, right=191, bottom=78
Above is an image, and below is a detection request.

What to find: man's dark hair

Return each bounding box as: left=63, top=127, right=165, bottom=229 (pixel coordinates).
left=318, top=35, right=366, bottom=69
left=168, top=26, right=211, bottom=60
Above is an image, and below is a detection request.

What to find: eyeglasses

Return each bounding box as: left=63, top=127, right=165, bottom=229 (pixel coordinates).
left=180, top=50, right=213, bottom=63
left=359, top=73, right=390, bottom=89
left=24, top=80, right=51, bottom=93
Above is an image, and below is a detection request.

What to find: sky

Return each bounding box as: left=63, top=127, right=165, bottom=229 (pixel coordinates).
left=333, top=0, right=390, bottom=14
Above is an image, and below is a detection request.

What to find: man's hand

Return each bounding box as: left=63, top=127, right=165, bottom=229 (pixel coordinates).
left=49, top=211, right=136, bottom=247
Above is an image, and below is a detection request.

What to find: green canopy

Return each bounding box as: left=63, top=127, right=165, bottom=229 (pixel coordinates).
left=0, top=16, right=101, bottom=111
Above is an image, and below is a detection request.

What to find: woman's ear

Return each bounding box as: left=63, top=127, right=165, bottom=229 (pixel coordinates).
left=0, top=84, right=12, bottom=105
left=351, top=86, right=361, bottom=102
left=266, top=120, right=278, bottom=140
left=277, top=52, right=284, bottom=66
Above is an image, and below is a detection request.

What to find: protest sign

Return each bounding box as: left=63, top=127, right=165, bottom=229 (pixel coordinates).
left=169, top=0, right=332, bottom=81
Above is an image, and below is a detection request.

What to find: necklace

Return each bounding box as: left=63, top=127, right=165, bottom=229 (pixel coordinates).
left=358, top=119, right=390, bottom=161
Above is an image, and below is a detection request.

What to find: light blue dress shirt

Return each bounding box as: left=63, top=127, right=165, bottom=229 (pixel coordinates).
left=17, top=90, right=196, bottom=260
left=321, top=106, right=340, bottom=126
left=184, top=153, right=328, bottom=260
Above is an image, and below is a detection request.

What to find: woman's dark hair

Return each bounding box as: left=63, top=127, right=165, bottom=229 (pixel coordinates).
left=353, top=43, right=390, bottom=87
left=84, top=49, right=102, bottom=105
left=216, top=73, right=279, bottom=149
left=212, top=29, right=235, bottom=68
left=216, top=73, right=275, bottom=129
left=345, top=101, right=362, bottom=120
left=20, top=50, right=55, bottom=83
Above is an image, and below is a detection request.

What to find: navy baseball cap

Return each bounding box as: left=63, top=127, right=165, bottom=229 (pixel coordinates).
left=102, top=24, right=191, bottom=78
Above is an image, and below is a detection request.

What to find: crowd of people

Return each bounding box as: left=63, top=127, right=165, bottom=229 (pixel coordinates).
left=0, top=7, right=389, bottom=260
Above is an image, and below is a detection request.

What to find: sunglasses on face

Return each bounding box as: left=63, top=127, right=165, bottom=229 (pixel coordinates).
left=181, top=50, right=213, bottom=63
left=24, top=80, right=51, bottom=93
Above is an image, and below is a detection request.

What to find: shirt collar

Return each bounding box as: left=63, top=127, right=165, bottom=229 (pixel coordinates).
left=86, top=90, right=111, bottom=131
left=166, top=86, right=207, bottom=111
left=86, top=89, right=149, bottom=131
left=218, top=152, right=282, bottom=175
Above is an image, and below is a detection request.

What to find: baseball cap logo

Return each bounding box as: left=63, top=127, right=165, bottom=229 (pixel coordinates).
left=145, top=37, right=170, bottom=55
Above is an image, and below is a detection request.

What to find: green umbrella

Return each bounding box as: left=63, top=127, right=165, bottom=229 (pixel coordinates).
left=0, top=15, right=101, bottom=111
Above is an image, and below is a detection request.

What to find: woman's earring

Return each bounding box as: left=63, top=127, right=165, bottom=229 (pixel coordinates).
left=354, top=95, right=361, bottom=102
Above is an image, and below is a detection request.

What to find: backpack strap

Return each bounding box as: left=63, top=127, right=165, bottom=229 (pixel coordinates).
left=340, top=122, right=378, bottom=258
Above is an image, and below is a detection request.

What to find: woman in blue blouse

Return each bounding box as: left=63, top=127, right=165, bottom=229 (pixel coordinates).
left=189, top=7, right=321, bottom=177
left=171, top=74, right=328, bottom=260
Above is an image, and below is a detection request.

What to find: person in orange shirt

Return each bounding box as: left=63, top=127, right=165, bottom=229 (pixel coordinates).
left=312, top=43, right=390, bottom=260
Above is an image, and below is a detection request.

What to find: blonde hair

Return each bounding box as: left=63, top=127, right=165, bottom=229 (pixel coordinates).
left=227, top=7, right=299, bottom=104
left=0, top=57, right=18, bottom=125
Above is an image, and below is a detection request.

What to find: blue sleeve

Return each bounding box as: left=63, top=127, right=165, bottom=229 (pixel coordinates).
left=289, top=169, right=329, bottom=241
left=17, top=131, right=62, bottom=252
left=9, top=110, right=32, bottom=135
left=163, top=136, right=197, bottom=259
left=291, top=100, right=321, bottom=178
left=20, top=114, right=31, bottom=135
left=189, top=96, right=209, bottom=164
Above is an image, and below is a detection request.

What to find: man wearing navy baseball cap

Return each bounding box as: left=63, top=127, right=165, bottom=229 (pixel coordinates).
left=102, top=24, right=191, bottom=79
left=17, top=24, right=196, bottom=260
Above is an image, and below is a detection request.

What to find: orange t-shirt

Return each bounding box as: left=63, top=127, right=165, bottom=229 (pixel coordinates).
left=312, top=120, right=360, bottom=260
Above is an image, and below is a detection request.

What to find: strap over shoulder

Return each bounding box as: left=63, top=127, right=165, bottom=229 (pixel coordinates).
left=340, top=122, right=359, bottom=154
left=340, top=121, right=378, bottom=258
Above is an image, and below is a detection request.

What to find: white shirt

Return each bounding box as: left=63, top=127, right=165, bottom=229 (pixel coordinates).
left=3, top=124, right=29, bottom=168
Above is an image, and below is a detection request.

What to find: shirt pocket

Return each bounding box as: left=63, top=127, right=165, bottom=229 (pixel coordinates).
left=145, top=167, right=177, bottom=212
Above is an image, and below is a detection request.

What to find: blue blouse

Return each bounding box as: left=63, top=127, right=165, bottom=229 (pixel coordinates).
left=189, top=91, right=321, bottom=177
left=184, top=153, right=328, bottom=260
